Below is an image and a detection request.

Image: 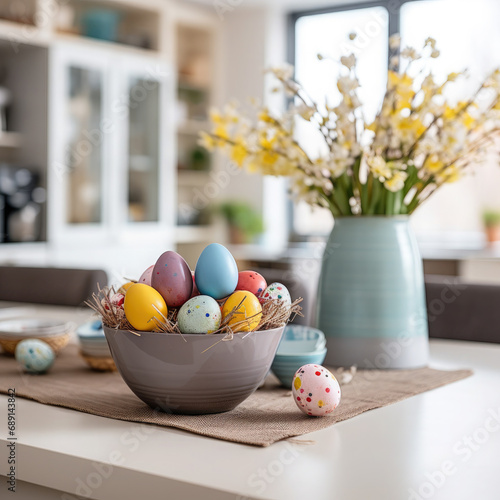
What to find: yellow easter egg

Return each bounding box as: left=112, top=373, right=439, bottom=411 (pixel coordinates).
left=118, top=281, right=134, bottom=294
left=124, top=284, right=168, bottom=331
left=222, top=291, right=262, bottom=332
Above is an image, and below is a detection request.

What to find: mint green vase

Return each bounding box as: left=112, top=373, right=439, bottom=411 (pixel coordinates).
left=317, top=216, right=429, bottom=369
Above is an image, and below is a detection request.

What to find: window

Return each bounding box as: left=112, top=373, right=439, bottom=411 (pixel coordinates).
left=291, top=0, right=500, bottom=240
left=293, top=5, right=389, bottom=234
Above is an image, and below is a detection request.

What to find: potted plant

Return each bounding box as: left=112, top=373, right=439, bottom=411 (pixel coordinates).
left=483, top=210, right=500, bottom=244
left=200, top=35, right=500, bottom=368
left=218, top=201, right=263, bottom=244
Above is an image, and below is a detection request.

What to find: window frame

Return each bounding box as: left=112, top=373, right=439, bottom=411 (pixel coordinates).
left=287, top=0, right=424, bottom=239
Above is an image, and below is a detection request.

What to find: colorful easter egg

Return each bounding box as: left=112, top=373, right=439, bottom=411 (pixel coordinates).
left=236, top=271, right=267, bottom=297
left=222, top=290, right=262, bottom=332
left=15, top=339, right=55, bottom=374
left=292, top=364, right=341, bottom=417
left=261, top=282, right=291, bottom=306
left=152, top=251, right=193, bottom=308
left=195, top=244, right=238, bottom=300
left=138, top=265, right=154, bottom=286
left=178, top=295, right=221, bottom=334
left=124, top=283, right=168, bottom=331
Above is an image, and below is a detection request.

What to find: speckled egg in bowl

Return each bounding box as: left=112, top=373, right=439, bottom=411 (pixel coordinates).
left=103, top=326, right=285, bottom=415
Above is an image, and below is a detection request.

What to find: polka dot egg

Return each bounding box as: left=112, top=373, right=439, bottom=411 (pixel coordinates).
left=292, top=364, right=341, bottom=417
left=177, top=295, right=222, bottom=334
left=15, top=339, right=55, bottom=374
left=261, top=282, right=291, bottom=306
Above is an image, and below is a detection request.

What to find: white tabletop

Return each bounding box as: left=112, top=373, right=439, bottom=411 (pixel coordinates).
left=0, top=306, right=499, bottom=500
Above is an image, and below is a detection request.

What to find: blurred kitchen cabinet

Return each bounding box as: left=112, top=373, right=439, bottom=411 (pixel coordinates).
left=172, top=6, right=223, bottom=263
left=48, top=44, right=174, bottom=245
left=0, top=0, right=221, bottom=275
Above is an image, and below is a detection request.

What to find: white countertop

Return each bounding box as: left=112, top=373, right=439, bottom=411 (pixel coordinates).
left=0, top=305, right=499, bottom=500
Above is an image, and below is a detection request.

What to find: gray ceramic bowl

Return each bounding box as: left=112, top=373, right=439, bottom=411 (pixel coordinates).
left=103, top=326, right=284, bottom=415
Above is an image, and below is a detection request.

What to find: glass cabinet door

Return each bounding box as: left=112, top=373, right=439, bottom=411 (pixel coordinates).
left=126, top=77, right=160, bottom=223
left=65, top=66, right=104, bottom=224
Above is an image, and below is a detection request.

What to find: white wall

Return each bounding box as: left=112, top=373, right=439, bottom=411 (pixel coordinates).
left=411, top=154, right=500, bottom=245
left=219, top=4, right=289, bottom=251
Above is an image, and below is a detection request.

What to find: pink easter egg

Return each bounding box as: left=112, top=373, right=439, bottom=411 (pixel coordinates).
left=152, top=251, right=193, bottom=308
left=292, top=364, right=341, bottom=417
left=138, top=265, right=154, bottom=286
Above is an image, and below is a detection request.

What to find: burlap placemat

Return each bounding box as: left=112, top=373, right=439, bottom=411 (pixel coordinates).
left=0, top=345, right=472, bottom=447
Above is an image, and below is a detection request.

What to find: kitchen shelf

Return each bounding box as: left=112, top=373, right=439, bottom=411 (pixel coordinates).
left=0, top=19, right=47, bottom=48
left=0, top=132, right=22, bottom=148
left=55, top=0, right=162, bottom=52
left=53, top=32, right=159, bottom=57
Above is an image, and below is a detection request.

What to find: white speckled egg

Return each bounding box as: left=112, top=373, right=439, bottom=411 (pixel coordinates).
left=15, top=339, right=55, bottom=374
left=177, top=295, right=222, bottom=334
left=292, top=364, right=341, bottom=417
left=261, top=282, right=291, bottom=306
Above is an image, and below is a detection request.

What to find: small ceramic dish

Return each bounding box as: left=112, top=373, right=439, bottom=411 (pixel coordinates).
left=103, top=325, right=285, bottom=415
left=0, top=319, right=74, bottom=355
left=271, top=325, right=327, bottom=388
left=0, top=319, right=72, bottom=338
left=77, top=321, right=114, bottom=370
left=76, top=320, right=105, bottom=340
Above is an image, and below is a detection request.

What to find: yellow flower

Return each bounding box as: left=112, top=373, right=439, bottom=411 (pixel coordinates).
left=396, top=117, right=426, bottom=137
left=446, top=72, right=460, bottom=82
left=443, top=105, right=455, bottom=120
left=461, top=112, right=475, bottom=129
left=366, top=121, right=377, bottom=132
left=261, top=150, right=279, bottom=166
left=198, top=131, right=216, bottom=151
left=258, top=132, right=278, bottom=150
left=258, top=110, right=275, bottom=124
left=437, top=165, right=461, bottom=184
left=388, top=72, right=415, bottom=110
left=230, top=136, right=248, bottom=166
left=210, top=109, right=224, bottom=124
left=214, top=124, right=229, bottom=140
left=388, top=71, right=413, bottom=90
left=384, top=171, right=408, bottom=192
left=425, top=154, right=444, bottom=173
left=367, top=155, right=392, bottom=179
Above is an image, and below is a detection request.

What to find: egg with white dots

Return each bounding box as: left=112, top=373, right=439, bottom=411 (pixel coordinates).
left=261, top=282, right=291, bottom=306
left=15, top=339, right=55, bottom=374
left=177, top=295, right=222, bottom=334
left=292, top=363, right=341, bottom=417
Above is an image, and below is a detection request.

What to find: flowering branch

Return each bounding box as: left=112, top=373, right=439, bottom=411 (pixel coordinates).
left=199, top=35, right=500, bottom=217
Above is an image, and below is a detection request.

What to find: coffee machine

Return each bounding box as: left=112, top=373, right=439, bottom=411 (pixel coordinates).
left=0, top=165, right=45, bottom=242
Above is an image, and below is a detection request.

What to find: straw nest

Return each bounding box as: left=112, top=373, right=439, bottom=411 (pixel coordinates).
left=87, top=285, right=303, bottom=338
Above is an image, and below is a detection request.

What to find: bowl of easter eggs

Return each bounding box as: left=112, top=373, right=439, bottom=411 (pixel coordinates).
left=90, top=244, right=301, bottom=415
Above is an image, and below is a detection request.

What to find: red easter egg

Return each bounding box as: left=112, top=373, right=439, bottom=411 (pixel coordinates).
left=236, top=271, right=267, bottom=297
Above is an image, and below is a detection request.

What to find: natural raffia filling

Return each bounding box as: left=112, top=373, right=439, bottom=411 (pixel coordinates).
left=87, top=285, right=303, bottom=337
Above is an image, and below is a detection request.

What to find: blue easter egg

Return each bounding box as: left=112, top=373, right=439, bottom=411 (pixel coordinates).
left=194, top=244, right=238, bottom=299
left=15, top=339, right=55, bottom=374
